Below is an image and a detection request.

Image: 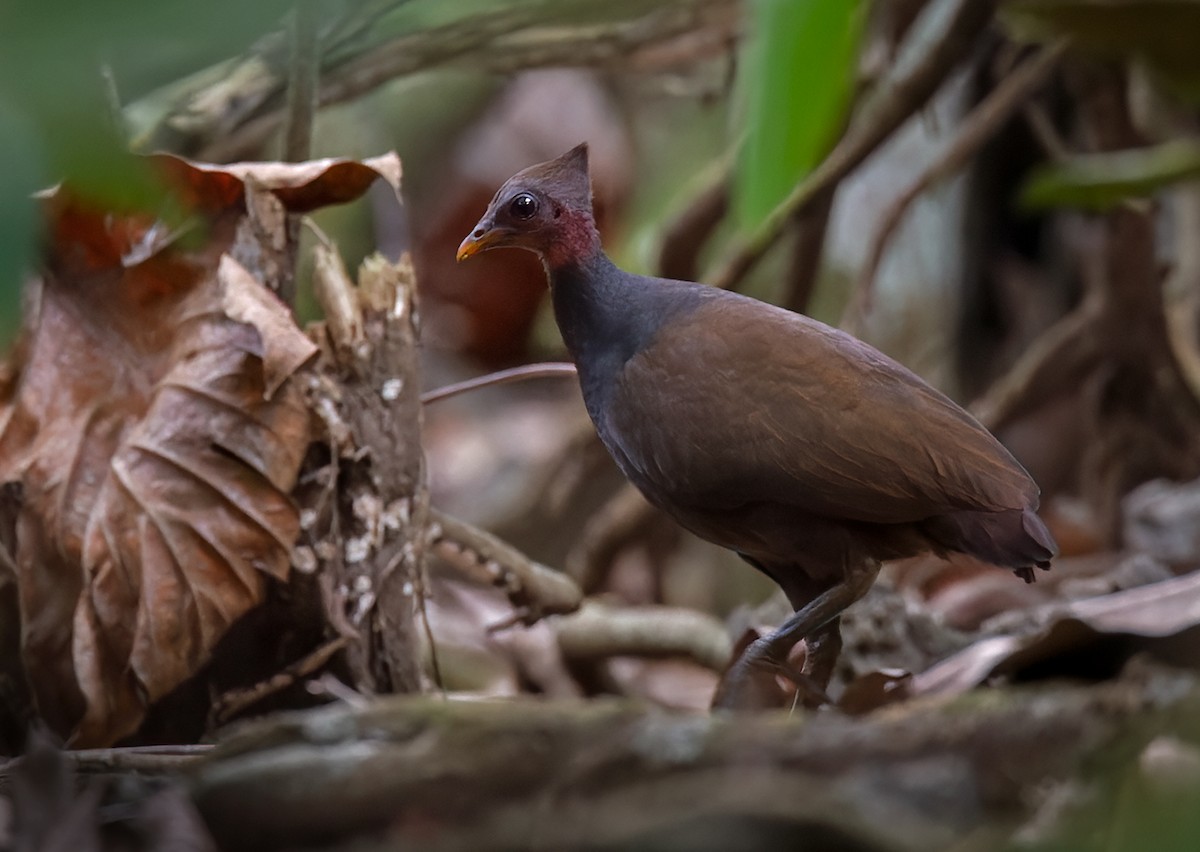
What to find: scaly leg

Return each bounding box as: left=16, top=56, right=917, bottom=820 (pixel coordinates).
left=800, top=616, right=843, bottom=707
left=712, top=561, right=878, bottom=711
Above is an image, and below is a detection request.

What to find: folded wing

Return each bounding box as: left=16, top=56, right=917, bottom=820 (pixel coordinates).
left=606, top=291, right=1040, bottom=525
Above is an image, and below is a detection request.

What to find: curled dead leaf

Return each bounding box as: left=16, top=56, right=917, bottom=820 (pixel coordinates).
left=154, top=153, right=402, bottom=214
left=220, top=256, right=318, bottom=399
left=0, top=151, right=400, bottom=745
left=910, top=571, right=1200, bottom=699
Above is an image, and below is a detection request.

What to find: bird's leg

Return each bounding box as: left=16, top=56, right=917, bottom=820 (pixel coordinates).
left=712, top=562, right=879, bottom=711
left=800, top=616, right=843, bottom=708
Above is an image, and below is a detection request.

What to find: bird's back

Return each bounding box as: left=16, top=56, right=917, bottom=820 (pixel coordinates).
left=564, top=267, right=1055, bottom=582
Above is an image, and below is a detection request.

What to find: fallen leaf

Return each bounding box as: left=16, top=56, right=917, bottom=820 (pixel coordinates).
left=154, top=153, right=403, bottom=214
left=838, top=668, right=913, bottom=715
left=911, top=571, right=1200, bottom=698
left=0, top=151, right=400, bottom=745
left=220, top=256, right=318, bottom=399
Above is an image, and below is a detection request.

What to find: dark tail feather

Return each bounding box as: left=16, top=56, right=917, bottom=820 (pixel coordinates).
left=923, top=507, right=1058, bottom=583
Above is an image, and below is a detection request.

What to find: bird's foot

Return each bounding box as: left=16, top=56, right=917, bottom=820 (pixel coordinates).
left=711, top=636, right=831, bottom=712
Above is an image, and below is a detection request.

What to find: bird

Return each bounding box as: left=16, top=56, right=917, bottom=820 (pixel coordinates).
left=457, top=143, right=1057, bottom=709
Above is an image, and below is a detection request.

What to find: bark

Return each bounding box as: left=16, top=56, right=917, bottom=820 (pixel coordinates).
left=299, top=249, right=427, bottom=696
left=180, top=661, right=1199, bottom=851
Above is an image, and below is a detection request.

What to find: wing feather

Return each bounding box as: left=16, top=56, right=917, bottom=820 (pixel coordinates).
left=602, top=293, right=1038, bottom=525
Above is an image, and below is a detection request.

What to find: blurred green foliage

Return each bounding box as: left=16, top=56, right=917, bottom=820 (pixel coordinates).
left=0, top=104, right=40, bottom=341
left=733, top=0, right=864, bottom=230
left=1021, top=141, right=1200, bottom=211
left=1004, top=0, right=1200, bottom=103
left=0, top=0, right=293, bottom=344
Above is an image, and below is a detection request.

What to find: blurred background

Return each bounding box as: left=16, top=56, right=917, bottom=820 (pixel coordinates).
left=6, top=0, right=1200, bottom=847
left=5, top=0, right=1200, bottom=699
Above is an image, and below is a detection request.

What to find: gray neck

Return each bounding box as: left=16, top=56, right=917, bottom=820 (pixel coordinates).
left=549, top=253, right=704, bottom=412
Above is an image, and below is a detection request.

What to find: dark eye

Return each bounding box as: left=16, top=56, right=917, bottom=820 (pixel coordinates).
left=509, top=192, right=538, bottom=220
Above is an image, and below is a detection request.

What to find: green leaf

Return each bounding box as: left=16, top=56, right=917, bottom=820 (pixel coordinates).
left=0, top=0, right=295, bottom=348
left=1020, top=140, right=1200, bottom=211
left=1003, top=0, right=1200, bottom=102
left=734, top=0, right=865, bottom=230
left=0, top=101, right=41, bottom=345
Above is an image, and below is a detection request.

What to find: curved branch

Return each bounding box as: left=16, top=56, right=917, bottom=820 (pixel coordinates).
left=971, top=304, right=1101, bottom=432
left=429, top=508, right=582, bottom=623
left=137, top=0, right=740, bottom=160
left=843, top=41, right=1067, bottom=333
left=707, top=0, right=997, bottom=291
left=421, top=363, right=578, bottom=405
left=554, top=599, right=732, bottom=671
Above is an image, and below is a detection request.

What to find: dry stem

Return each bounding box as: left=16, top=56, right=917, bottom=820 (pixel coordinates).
left=844, top=42, right=1067, bottom=333
left=430, top=508, right=582, bottom=623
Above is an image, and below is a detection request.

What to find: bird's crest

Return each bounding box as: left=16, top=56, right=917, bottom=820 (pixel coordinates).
left=508, top=143, right=592, bottom=213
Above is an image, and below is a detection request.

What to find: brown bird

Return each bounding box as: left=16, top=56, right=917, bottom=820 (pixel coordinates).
left=457, top=144, right=1057, bottom=709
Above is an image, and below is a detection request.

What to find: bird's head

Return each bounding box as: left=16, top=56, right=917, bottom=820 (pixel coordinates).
left=457, top=143, right=600, bottom=270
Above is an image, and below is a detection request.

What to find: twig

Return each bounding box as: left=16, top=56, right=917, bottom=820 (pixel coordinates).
left=417, top=566, right=445, bottom=696
left=280, top=0, right=320, bottom=310
left=283, top=0, right=320, bottom=163
left=707, top=0, right=997, bottom=291
left=429, top=508, right=582, bottom=623
left=420, top=363, right=577, bottom=405
left=781, top=183, right=837, bottom=312
left=146, top=0, right=739, bottom=160
left=971, top=304, right=1100, bottom=431
left=306, top=673, right=370, bottom=709
left=843, top=41, right=1067, bottom=332
left=1023, top=100, right=1071, bottom=162
left=1164, top=185, right=1200, bottom=403
left=100, top=63, right=126, bottom=140
left=211, top=637, right=350, bottom=725
left=554, top=599, right=733, bottom=671
left=656, top=159, right=730, bottom=281
left=568, top=483, right=662, bottom=594
left=60, top=744, right=213, bottom=776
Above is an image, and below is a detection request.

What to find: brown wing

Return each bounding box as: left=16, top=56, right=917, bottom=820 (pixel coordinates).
left=604, top=293, right=1038, bottom=525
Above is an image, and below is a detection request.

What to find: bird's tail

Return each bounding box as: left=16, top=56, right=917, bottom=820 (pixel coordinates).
left=923, top=507, right=1057, bottom=583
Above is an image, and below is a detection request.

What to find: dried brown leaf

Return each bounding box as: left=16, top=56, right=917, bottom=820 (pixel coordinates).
left=154, top=153, right=402, bottom=213
left=911, top=571, right=1200, bottom=699
left=0, top=151, right=398, bottom=745
left=837, top=669, right=913, bottom=715
left=220, top=256, right=318, bottom=398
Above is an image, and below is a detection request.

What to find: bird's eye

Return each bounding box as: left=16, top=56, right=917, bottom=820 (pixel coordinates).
left=509, top=193, right=538, bottom=220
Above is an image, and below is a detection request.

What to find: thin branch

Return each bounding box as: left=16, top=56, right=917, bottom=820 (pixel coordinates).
left=279, top=1, right=320, bottom=310
left=420, top=362, right=577, bottom=405
left=61, top=745, right=213, bottom=776
left=781, top=182, right=837, bottom=312
left=283, top=0, right=320, bottom=163
left=843, top=41, right=1067, bottom=333
left=147, top=0, right=739, bottom=161
left=656, top=159, right=731, bottom=281
left=210, top=637, right=350, bottom=725
left=429, top=508, right=582, bottom=623
left=418, top=593, right=446, bottom=694
left=1023, top=100, right=1071, bottom=163
left=100, top=63, right=127, bottom=140
left=306, top=673, right=370, bottom=709
left=1164, top=184, right=1200, bottom=404
left=707, top=0, right=997, bottom=291
left=568, top=483, right=662, bottom=594
left=554, top=600, right=732, bottom=671
left=971, top=304, right=1101, bottom=431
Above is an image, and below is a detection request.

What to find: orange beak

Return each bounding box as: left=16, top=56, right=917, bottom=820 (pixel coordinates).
left=456, top=223, right=505, bottom=262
